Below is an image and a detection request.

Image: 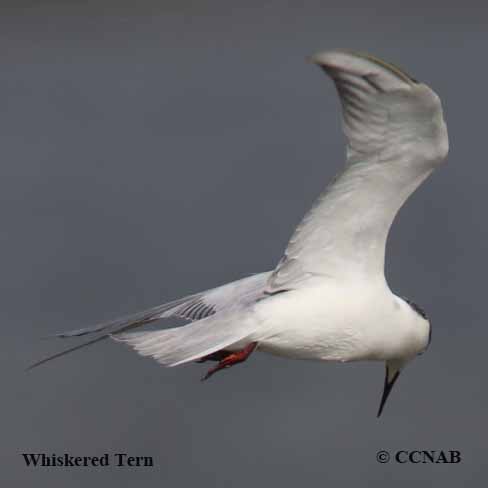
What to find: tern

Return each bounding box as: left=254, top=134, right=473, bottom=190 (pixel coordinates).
left=30, top=50, right=449, bottom=417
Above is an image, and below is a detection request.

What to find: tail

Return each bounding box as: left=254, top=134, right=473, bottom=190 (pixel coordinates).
left=115, top=307, right=259, bottom=367
left=29, top=307, right=258, bottom=371
left=28, top=272, right=269, bottom=370
left=26, top=299, right=185, bottom=370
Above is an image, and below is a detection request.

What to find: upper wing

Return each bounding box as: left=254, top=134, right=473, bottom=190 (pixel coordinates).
left=268, top=50, right=448, bottom=290
left=55, top=271, right=271, bottom=338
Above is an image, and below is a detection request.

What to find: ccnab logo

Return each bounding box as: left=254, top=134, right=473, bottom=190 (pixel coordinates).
left=395, top=450, right=461, bottom=464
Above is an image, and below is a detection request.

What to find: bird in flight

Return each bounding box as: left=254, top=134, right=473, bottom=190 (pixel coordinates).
left=30, top=50, right=449, bottom=417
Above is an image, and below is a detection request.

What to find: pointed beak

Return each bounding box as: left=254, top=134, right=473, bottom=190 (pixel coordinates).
left=377, top=364, right=401, bottom=418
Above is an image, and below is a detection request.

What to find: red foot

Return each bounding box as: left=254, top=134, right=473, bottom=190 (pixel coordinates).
left=201, top=342, right=258, bottom=381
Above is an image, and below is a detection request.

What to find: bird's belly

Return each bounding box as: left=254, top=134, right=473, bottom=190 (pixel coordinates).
left=255, top=322, right=362, bottom=361
left=249, top=289, right=370, bottom=362
left=245, top=281, right=421, bottom=363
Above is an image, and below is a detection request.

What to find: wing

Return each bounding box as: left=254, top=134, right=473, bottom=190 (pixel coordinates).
left=268, top=50, right=448, bottom=290
left=55, top=271, right=270, bottom=338
left=28, top=271, right=270, bottom=369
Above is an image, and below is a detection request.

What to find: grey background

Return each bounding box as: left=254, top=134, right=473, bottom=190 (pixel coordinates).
left=2, top=1, right=487, bottom=486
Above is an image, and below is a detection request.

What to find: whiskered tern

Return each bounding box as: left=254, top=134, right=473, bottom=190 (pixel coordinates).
left=30, top=50, right=449, bottom=417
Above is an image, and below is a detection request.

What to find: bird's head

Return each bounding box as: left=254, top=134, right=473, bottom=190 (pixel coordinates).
left=377, top=299, right=431, bottom=418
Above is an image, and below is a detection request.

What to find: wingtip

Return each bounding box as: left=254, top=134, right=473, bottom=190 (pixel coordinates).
left=309, top=48, right=348, bottom=64
left=309, top=49, right=417, bottom=88
left=26, top=334, right=110, bottom=371
left=309, top=49, right=365, bottom=69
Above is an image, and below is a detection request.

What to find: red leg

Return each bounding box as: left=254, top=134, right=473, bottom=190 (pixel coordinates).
left=195, top=350, right=231, bottom=363
left=201, top=342, right=258, bottom=381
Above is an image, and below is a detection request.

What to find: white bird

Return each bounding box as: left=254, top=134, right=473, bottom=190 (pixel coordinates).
left=30, top=50, right=449, bottom=417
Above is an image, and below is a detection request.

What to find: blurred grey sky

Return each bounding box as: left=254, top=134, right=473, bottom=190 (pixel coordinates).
left=2, top=1, right=488, bottom=486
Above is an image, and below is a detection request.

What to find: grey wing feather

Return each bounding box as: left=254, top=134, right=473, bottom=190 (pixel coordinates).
left=55, top=271, right=270, bottom=338
left=166, top=271, right=270, bottom=322
left=54, top=295, right=200, bottom=338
